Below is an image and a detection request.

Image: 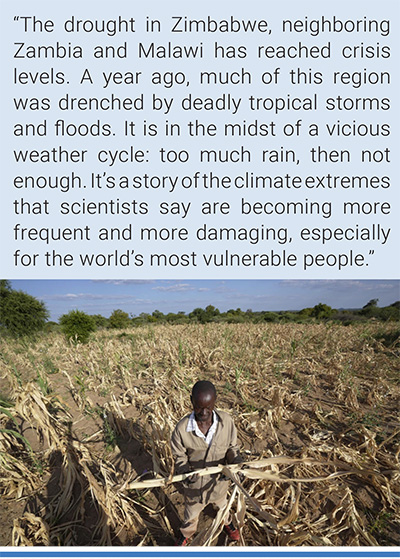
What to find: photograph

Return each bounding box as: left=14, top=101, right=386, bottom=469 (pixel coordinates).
left=0, top=279, right=399, bottom=547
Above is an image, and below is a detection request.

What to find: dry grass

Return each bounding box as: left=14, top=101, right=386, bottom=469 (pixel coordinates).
left=0, top=322, right=399, bottom=546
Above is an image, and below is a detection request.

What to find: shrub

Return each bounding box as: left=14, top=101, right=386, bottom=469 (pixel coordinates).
left=310, top=303, right=334, bottom=319
left=59, top=310, right=96, bottom=343
left=0, top=280, right=49, bottom=337
left=91, top=314, right=109, bottom=328
left=374, top=305, right=400, bottom=322
left=43, top=321, right=60, bottom=333
left=262, top=312, right=280, bottom=323
left=108, top=309, right=130, bottom=329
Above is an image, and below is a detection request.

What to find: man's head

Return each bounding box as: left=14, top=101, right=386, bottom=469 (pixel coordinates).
left=191, top=380, right=216, bottom=423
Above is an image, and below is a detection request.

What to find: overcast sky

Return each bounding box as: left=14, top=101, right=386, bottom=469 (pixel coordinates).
left=8, top=279, right=400, bottom=321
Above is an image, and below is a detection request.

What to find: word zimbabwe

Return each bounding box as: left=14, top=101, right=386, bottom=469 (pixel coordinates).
left=169, top=15, right=270, bottom=33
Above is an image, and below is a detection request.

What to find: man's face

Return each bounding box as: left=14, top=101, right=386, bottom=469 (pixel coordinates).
left=191, top=390, right=216, bottom=423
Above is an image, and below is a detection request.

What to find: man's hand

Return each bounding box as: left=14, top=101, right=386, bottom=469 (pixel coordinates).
left=238, top=469, right=246, bottom=483
left=183, top=472, right=199, bottom=486
left=220, top=464, right=247, bottom=483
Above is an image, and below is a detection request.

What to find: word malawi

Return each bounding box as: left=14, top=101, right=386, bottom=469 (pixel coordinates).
left=12, top=41, right=204, bottom=59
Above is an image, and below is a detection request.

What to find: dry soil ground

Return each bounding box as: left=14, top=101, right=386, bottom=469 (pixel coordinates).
left=0, top=322, right=399, bottom=546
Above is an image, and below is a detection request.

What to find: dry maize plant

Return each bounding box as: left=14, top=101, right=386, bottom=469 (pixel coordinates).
left=0, top=321, right=399, bottom=546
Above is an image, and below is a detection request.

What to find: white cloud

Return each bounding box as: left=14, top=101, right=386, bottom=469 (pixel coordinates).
left=279, top=280, right=397, bottom=292
left=91, top=280, right=155, bottom=285
left=45, top=293, right=153, bottom=303
left=46, top=292, right=103, bottom=301
left=152, top=283, right=194, bottom=292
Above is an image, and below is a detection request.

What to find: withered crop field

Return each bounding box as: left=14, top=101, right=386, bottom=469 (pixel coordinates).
left=0, top=322, right=399, bottom=546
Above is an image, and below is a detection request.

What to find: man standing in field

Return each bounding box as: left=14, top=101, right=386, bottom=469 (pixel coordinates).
left=171, top=380, right=242, bottom=546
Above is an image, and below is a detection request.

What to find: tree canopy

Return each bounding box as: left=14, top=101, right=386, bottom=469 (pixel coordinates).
left=59, top=310, right=96, bottom=344
left=0, top=280, right=49, bottom=336
left=108, top=309, right=131, bottom=329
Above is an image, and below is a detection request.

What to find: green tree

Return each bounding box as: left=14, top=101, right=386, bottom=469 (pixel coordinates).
left=360, top=299, right=379, bottom=317
left=0, top=280, right=12, bottom=291
left=108, top=309, right=131, bottom=328
left=311, top=303, right=334, bottom=319
left=363, top=298, right=379, bottom=309
left=298, top=307, right=313, bottom=318
left=189, top=307, right=207, bottom=323
left=59, top=310, right=96, bottom=343
left=152, top=309, right=165, bottom=321
left=377, top=305, right=400, bottom=321
left=0, top=280, right=49, bottom=336
left=108, top=309, right=131, bottom=329
left=262, top=312, right=279, bottom=323
left=90, top=314, right=108, bottom=328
